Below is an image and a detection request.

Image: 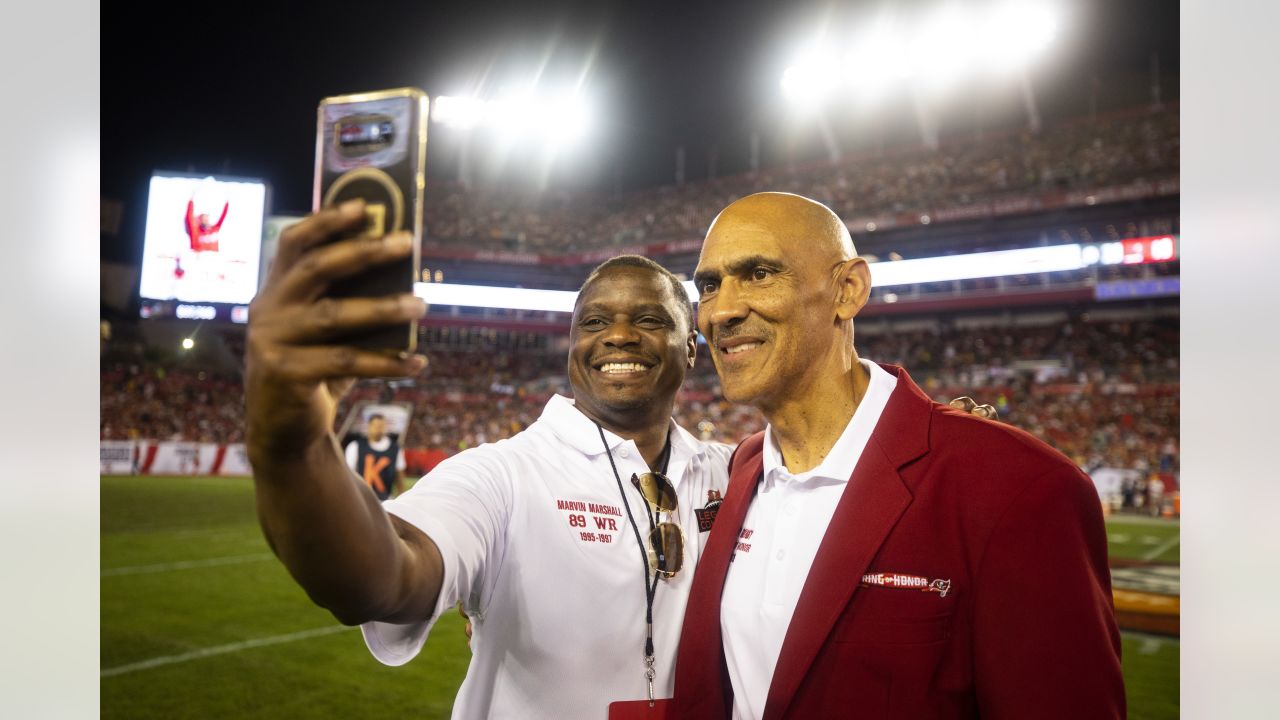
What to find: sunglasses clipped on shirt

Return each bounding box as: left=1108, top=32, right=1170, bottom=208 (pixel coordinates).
left=631, top=471, right=685, bottom=579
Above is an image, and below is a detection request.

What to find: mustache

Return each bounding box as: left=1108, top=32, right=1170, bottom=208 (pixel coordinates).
left=710, top=326, right=771, bottom=345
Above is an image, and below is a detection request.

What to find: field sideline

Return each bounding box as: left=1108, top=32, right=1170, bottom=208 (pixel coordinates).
left=102, top=475, right=1178, bottom=719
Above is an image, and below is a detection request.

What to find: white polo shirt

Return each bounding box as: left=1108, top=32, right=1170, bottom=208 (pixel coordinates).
left=362, top=394, right=732, bottom=720
left=720, top=360, right=896, bottom=720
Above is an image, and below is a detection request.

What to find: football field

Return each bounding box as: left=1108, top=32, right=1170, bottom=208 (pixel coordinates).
left=102, top=476, right=1179, bottom=719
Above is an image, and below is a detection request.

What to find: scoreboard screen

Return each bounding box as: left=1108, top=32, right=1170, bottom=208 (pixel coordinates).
left=138, top=172, right=268, bottom=323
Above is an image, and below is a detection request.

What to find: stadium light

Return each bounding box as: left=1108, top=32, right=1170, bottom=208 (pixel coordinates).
left=413, top=240, right=1180, bottom=313
left=181, top=338, right=195, bottom=350
left=980, top=2, right=1060, bottom=70
left=432, top=92, right=593, bottom=145
left=910, top=6, right=977, bottom=87
left=780, top=2, right=1063, bottom=102
left=535, top=95, right=593, bottom=146
left=432, top=96, right=487, bottom=129
left=846, top=22, right=912, bottom=97
left=780, top=55, right=837, bottom=108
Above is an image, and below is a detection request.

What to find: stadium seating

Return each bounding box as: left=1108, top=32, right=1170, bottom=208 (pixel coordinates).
left=99, top=318, right=1180, bottom=486
left=423, top=107, right=1177, bottom=253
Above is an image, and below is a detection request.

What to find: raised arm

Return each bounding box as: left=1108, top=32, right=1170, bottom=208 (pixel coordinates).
left=244, top=200, right=440, bottom=626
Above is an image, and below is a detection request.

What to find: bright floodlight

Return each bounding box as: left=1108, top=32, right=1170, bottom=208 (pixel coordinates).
left=446, top=89, right=593, bottom=147
left=539, top=96, right=592, bottom=146
left=486, top=90, right=536, bottom=136
left=846, top=22, right=911, bottom=95
left=781, top=3, right=1064, bottom=101
left=181, top=338, right=195, bottom=350
left=431, top=92, right=591, bottom=145
left=781, top=57, right=836, bottom=107
left=433, top=96, right=487, bottom=129
left=911, top=6, right=977, bottom=86
left=981, top=3, right=1059, bottom=69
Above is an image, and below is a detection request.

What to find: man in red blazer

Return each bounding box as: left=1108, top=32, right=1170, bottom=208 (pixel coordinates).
left=675, top=192, right=1124, bottom=719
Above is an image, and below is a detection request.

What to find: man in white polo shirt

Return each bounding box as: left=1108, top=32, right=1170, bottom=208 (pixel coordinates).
left=244, top=201, right=730, bottom=719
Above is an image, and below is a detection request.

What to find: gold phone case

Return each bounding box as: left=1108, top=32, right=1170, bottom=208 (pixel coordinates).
left=314, top=88, right=428, bottom=355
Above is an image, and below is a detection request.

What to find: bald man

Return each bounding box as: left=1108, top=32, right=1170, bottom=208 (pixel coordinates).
left=672, top=193, right=1124, bottom=720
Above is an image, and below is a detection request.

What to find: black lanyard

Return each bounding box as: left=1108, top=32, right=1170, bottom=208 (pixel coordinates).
left=595, top=422, right=671, bottom=705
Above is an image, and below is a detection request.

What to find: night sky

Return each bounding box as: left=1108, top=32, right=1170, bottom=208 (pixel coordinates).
left=102, top=0, right=1178, bottom=263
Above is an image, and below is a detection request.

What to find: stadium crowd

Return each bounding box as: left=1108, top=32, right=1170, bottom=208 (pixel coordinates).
left=100, top=361, right=246, bottom=444
left=100, top=319, right=1179, bottom=494
left=424, top=107, right=1178, bottom=252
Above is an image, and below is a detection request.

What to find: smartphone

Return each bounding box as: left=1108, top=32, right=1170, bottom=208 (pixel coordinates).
left=313, top=87, right=428, bottom=354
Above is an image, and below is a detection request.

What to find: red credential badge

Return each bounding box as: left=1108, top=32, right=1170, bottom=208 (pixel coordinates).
left=608, top=699, right=673, bottom=719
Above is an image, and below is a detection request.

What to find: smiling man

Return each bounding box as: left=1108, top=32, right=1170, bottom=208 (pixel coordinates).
left=245, top=203, right=731, bottom=720
left=672, top=192, right=1125, bottom=720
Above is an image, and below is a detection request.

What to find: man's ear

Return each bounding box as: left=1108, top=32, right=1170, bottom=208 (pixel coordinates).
left=686, top=329, right=698, bottom=368
left=834, top=258, right=871, bottom=322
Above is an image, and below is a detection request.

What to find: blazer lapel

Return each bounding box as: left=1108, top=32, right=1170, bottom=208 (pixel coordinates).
left=762, top=366, right=930, bottom=720
left=674, top=433, right=765, bottom=719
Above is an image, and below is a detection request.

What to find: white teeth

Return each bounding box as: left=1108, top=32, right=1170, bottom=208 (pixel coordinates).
left=724, top=342, right=761, bottom=355
left=600, top=363, right=648, bottom=374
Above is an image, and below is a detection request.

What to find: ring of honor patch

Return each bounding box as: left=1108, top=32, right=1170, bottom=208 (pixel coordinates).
left=860, top=571, right=952, bottom=598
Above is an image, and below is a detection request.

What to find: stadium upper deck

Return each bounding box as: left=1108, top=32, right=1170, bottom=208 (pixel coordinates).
left=419, top=105, right=1177, bottom=261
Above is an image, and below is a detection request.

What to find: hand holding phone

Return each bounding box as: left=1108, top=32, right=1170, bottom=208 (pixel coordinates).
left=313, top=87, right=429, bottom=354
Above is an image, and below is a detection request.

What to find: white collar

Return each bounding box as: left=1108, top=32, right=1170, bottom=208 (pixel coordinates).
left=539, top=394, right=706, bottom=472
left=761, top=359, right=897, bottom=489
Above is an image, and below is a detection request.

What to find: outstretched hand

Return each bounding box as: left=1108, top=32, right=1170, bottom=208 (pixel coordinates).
left=245, top=199, right=428, bottom=456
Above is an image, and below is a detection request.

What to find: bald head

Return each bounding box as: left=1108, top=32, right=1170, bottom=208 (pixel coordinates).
left=693, top=191, right=872, bottom=413
left=708, top=192, right=857, bottom=265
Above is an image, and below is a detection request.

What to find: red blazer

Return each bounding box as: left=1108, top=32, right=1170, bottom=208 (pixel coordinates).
left=673, top=365, right=1124, bottom=719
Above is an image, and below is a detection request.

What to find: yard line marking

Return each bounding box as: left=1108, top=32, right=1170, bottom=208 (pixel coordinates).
left=1141, top=534, right=1181, bottom=561
left=102, top=553, right=276, bottom=577
left=1121, top=630, right=1180, bottom=646
left=1107, top=515, right=1180, bottom=527
left=1140, top=637, right=1169, bottom=654
left=101, top=625, right=352, bottom=678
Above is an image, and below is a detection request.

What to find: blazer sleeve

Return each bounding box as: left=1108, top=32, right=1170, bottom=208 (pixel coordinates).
left=972, top=465, right=1126, bottom=719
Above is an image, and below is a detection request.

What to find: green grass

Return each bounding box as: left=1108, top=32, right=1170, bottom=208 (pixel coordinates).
left=1123, top=633, right=1180, bottom=719
left=102, top=476, right=468, bottom=720
left=103, top=476, right=1179, bottom=719
left=1106, top=515, right=1181, bottom=564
